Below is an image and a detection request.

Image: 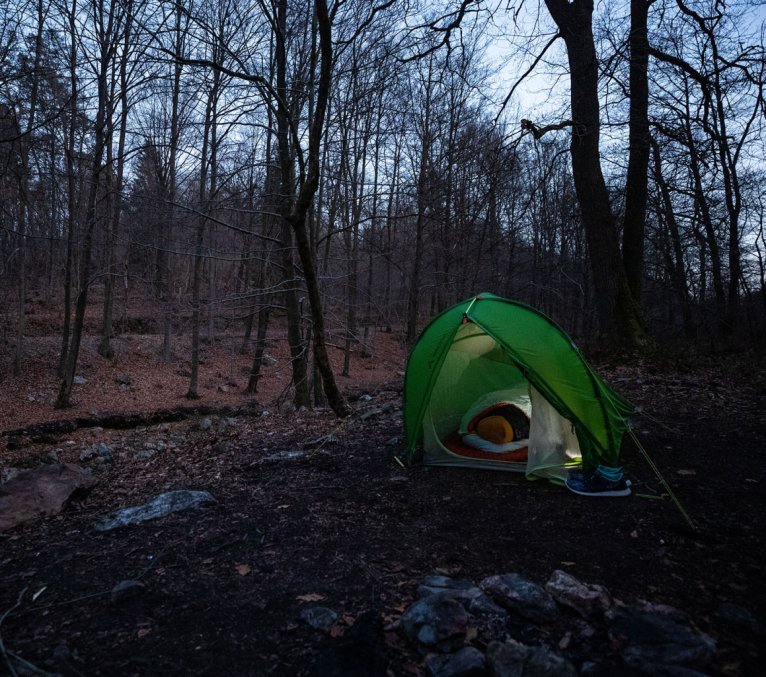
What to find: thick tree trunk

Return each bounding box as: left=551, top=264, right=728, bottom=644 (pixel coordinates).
left=544, top=0, right=646, bottom=347
left=622, top=0, right=650, bottom=303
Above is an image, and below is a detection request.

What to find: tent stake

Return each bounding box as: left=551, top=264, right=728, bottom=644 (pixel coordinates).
left=629, top=427, right=697, bottom=532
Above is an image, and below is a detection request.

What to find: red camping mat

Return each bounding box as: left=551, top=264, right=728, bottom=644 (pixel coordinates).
left=442, top=433, right=529, bottom=463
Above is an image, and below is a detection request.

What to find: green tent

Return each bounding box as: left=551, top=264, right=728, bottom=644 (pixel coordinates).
left=403, top=294, right=634, bottom=481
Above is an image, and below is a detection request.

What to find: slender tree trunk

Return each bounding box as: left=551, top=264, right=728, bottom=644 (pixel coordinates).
left=406, top=69, right=433, bottom=345
left=246, top=304, right=271, bottom=393
left=59, top=0, right=78, bottom=377
left=187, top=84, right=215, bottom=400
left=14, top=0, right=45, bottom=376
left=651, top=138, right=693, bottom=336
left=57, top=0, right=114, bottom=407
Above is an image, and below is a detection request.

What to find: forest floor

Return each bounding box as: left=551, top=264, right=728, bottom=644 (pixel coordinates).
left=1, top=315, right=765, bottom=676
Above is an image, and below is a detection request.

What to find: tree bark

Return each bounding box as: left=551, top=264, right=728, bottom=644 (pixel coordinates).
left=621, top=0, right=651, bottom=303
left=543, top=0, right=646, bottom=347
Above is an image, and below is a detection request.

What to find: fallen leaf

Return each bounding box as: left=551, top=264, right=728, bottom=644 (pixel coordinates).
left=137, top=628, right=151, bottom=638
left=296, top=593, right=325, bottom=603
left=235, top=563, right=251, bottom=576
left=677, top=469, right=696, bottom=476
left=202, top=558, right=213, bottom=565
left=341, top=613, right=355, bottom=626
left=329, top=625, right=346, bottom=638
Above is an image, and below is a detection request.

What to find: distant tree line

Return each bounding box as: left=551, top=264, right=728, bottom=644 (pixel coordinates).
left=0, top=0, right=764, bottom=411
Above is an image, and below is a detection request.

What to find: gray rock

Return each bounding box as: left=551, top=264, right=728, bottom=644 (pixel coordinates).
left=80, top=442, right=113, bottom=463
left=95, top=443, right=113, bottom=462
left=1, top=467, right=23, bottom=484
left=360, top=394, right=373, bottom=402
left=486, top=639, right=527, bottom=677
left=545, top=569, right=611, bottom=620
left=135, top=449, right=157, bottom=461
left=301, top=606, right=338, bottom=632
left=94, top=490, right=217, bottom=531
left=199, top=417, right=213, bottom=431
left=468, top=593, right=510, bottom=618
left=607, top=606, right=716, bottom=670
left=426, top=646, right=486, bottom=677
left=418, top=576, right=483, bottom=605
left=0, top=464, right=96, bottom=532
left=486, top=640, right=576, bottom=677
left=524, top=645, right=577, bottom=676
left=480, top=574, right=558, bottom=623
left=73, top=375, right=87, bottom=385
left=401, top=593, right=468, bottom=652
left=111, top=580, right=146, bottom=604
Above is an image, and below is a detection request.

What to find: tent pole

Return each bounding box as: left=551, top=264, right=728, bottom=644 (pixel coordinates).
left=629, top=427, right=697, bottom=532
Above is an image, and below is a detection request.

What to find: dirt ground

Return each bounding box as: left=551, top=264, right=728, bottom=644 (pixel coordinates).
left=1, top=323, right=765, bottom=676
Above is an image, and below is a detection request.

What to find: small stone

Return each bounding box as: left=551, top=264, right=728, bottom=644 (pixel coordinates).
left=73, top=375, right=87, bottom=385
left=111, top=580, right=146, bottom=604
left=136, top=449, right=157, bottom=460
left=300, top=606, right=338, bottom=632
left=95, top=443, right=113, bottom=462
left=199, top=417, right=213, bottom=431
left=386, top=436, right=401, bottom=446
left=426, top=646, right=486, bottom=677
left=360, top=394, right=373, bottom=402
left=218, top=385, right=229, bottom=393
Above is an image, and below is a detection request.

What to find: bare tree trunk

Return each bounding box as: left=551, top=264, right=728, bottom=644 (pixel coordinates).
left=59, top=0, right=79, bottom=378
left=543, top=0, right=646, bottom=347
left=246, top=303, right=271, bottom=393
left=621, top=0, right=650, bottom=303
left=650, top=138, right=693, bottom=337
left=14, top=0, right=45, bottom=376
left=57, top=0, right=115, bottom=408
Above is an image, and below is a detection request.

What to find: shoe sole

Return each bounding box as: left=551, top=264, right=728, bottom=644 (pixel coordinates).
left=565, top=480, right=632, bottom=497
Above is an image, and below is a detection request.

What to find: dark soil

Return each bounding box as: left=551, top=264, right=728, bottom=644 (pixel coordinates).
left=1, top=353, right=765, bottom=676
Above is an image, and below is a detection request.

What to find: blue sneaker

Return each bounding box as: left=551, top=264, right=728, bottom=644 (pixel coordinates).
left=566, top=466, right=631, bottom=497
